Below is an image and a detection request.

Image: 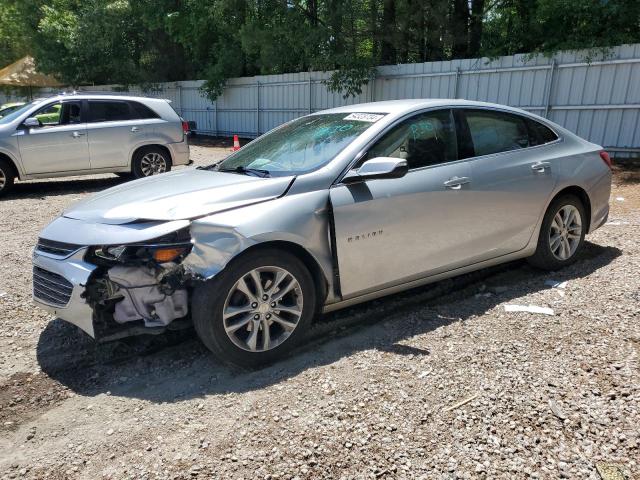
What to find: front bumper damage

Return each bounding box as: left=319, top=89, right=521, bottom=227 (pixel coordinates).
left=33, top=248, right=97, bottom=337
left=31, top=218, right=253, bottom=341
left=33, top=247, right=192, bottom=340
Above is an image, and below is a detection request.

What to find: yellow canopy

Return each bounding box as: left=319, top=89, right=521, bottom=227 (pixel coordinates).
left=0, top=56, right=63, bottom=87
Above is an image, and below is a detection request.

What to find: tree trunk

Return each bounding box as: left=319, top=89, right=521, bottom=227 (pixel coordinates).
left=380, top=0, right=396, bottom=64
left=468, top=0, right=485, bottom=57
left=451, top=0, right=469, bottom=58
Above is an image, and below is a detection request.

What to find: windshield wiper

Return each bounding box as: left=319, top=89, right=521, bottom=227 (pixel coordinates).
left=218, top=166, right=271, bottom=177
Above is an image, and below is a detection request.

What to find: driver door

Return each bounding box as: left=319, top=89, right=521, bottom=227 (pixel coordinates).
left=17, top=100, right=90, bottom=174
left=330, top=109, right=475, bottom=298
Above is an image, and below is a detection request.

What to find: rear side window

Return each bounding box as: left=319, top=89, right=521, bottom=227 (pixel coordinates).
left=526, top=118, right=558, bottom=146
left=463, top=110, right=530, bottom=157
left=88, top=101, right=131, bottom=122
left=130, top=101, right=159, bottom=119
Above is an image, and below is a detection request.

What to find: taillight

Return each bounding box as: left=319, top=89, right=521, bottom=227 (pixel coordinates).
left=181, top=120, right=189, bottom=135
left=599, top=151, right=612, bottom=169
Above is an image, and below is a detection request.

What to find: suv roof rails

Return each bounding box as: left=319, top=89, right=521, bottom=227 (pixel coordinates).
left=54, top=90, right=152, bottom=97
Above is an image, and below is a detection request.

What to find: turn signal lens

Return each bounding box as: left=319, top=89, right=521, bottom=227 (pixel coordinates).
left=152, top=247, right=187, bottom=263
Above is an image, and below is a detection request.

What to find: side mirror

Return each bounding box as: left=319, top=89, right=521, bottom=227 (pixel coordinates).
left=23, top=117, right=40, bottom=128
left=342, top=157, right=409, bottom=184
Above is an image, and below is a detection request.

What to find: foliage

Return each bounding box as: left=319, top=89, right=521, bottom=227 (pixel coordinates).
left=325, top=65, right=377, bottom=98
left=0, top=0, right=638, bottom=99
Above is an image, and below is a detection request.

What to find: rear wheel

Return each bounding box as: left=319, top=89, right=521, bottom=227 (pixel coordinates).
left=192, top=249, right=316, bottom=368
left=0, top=159, right=16, bottom=197
left=132, top=147, right=171, bottom=179
left=527, top=194, right=587, bottom=270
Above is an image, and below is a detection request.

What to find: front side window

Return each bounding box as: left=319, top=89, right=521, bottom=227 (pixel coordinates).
left=215, top=113, right=385, bottom=176
left=463, top=109, right=530, bottom=157
left=88, top=101, right=131, bottom=122
left=32, top=101, right=82, bottom=126
left=365, top=109, right=457, bottom=169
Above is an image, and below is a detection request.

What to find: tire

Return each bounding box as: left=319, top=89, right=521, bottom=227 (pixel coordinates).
left=527, top=194, right=587, bottom=270
left=192, top=249, right=317, bottom=368
left=0, top=159, right=16, bottom=198
left=131, top=146, right=171, bottom=179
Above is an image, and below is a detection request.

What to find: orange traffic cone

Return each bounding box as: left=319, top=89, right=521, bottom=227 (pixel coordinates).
left=231, top=134, right=240, bottom=151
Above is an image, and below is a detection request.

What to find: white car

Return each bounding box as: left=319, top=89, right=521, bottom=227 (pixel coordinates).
left=0, top=93, right=190, bottom=196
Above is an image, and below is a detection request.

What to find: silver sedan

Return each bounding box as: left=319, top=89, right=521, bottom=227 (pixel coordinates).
left=32, top=100, right=612, bottom=367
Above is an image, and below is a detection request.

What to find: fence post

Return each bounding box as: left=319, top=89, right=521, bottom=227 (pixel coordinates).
left=544, top=59, right=557, bottom=118
left=453, top=67, right=461, bottom=99
left=213, top=102, right=217, bottom=136
left=308, top=74, right=312, bottom=114
left=256, top=81, right=260, bottom=136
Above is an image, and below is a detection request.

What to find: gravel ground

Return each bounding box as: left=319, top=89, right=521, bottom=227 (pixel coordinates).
left=0, top=143, right=638, bottom=479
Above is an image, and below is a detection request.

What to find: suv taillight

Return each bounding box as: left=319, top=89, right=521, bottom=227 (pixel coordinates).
left=181, top=120, right=189, bottom=135
left=599, top=151, right=612, bottom=169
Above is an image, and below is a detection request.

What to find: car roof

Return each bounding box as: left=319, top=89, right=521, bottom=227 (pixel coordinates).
left=318, top=99, right=532, bottom=116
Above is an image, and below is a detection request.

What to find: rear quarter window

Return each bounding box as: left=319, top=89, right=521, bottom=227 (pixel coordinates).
left=130, top=101, right=160, bottom=120
left=525, top=118, right=559, bottom=145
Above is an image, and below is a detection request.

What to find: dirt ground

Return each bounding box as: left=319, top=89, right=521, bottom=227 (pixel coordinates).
left=0, top=142, right=638, bottom=479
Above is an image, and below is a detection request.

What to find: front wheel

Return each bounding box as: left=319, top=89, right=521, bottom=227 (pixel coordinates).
left=0, top=159, right=16, bottom=197
left=192, top=249, right=316, bottom=368
left=527, top=194, right=587, bottom=270
left=132, top=147, right=172, bottom=179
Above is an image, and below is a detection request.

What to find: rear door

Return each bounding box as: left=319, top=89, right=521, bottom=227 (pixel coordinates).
left=86, top=100, right=152, bottom=169
left=17, top=100, right=89, bottom=174
left=455, top=108, right=559, bottom=259
left=330, top=109, right=476, bottom=298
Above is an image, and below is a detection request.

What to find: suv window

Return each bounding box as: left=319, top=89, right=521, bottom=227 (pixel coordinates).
left=463, top=109, right=530, bottom=157
left=525, top=118, right=558, bottom=146
left=365, top=109, right=457, bottom=169
left=88, top=101, right=131, bottom=122
left=130, top=101, right=159, bottom=119
left=32, top=101, right=82, bottom=126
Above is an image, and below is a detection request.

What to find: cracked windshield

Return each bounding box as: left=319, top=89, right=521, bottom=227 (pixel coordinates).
left=216, top=113, right=386, bottom=176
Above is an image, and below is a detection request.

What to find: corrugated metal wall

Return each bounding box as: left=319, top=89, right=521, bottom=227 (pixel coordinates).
left=3, top=43, right=639, bottom=157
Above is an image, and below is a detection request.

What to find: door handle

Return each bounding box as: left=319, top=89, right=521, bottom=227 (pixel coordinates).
left=531, top=161, right=551, bottom=172
left=443, top=176, right=471, bottom=190
left=71, top=131, right=85, bottom=138
left=131, top=126, right=141, bottom=132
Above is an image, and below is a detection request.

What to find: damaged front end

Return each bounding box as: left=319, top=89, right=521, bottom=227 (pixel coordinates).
left=82, top=228, right=194, bottom=340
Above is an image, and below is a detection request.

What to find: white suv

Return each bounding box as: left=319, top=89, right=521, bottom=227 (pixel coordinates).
left=0, top=93, right=190, bottom=196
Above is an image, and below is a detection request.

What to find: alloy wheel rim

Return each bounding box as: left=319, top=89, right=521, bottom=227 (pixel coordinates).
left=140, top=153, right=167, bottom=176
left=222, top=266, right=303, bottom=352
left=0, top=169, right=5, bottom=189
left=549, top=205, right=582, bottom=261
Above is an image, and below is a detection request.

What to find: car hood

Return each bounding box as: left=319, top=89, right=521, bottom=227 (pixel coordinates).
left=63, top=168, right=295, bottom=224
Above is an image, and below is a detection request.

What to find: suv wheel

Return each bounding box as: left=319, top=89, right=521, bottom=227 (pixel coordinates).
left=527, top=194, right=587, bottom=270
left=132, top=147, right=171, bottom=179
left=0, top=159, right=16, bottom=197
left=192, top=249, right=316, bottom=368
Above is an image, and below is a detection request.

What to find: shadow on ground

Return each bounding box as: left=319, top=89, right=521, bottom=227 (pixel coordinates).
left=36, top=242, right=621, bottom=403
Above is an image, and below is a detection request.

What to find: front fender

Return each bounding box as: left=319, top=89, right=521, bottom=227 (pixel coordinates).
left=182, top=190, right=335, bottom=295
left=0, top=144, right=24, bottom=179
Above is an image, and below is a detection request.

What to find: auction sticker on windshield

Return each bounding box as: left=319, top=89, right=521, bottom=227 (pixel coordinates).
left=343, top=113, right=385, bottom=122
